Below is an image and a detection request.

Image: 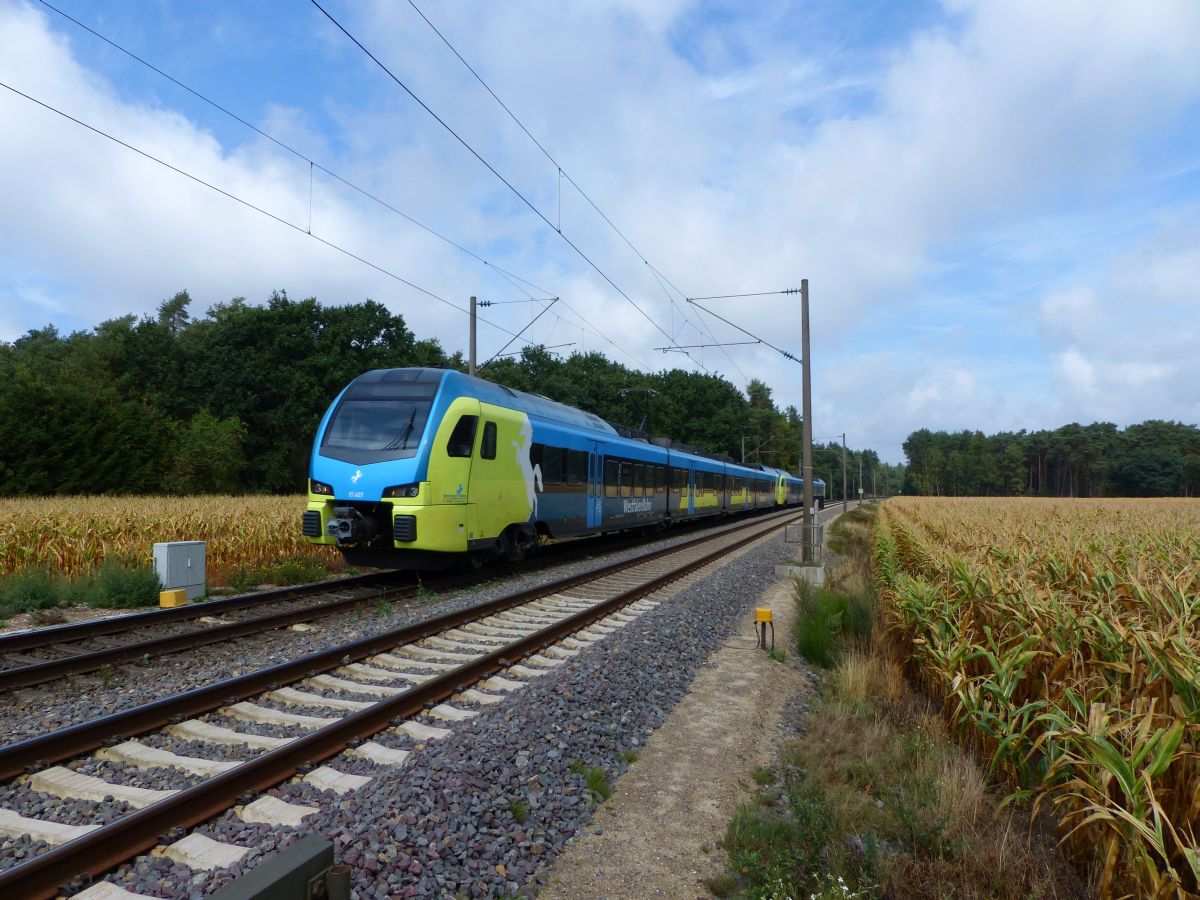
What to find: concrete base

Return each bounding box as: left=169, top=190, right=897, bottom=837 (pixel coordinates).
left=775, top=564, right=825, bottom=586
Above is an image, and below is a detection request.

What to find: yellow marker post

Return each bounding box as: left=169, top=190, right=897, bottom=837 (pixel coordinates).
left=755, top=608, right=772, bottom=623
left=159, top=588, right=188, bottom=608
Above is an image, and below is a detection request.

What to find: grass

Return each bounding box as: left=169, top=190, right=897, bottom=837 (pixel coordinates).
left=226, top=556, right=331, bottom=592
left=414, top=578, right=438, bottom=603
left=621, top=749, right=639, bottom=764
left=0, top=561, right=161, bottom=617
left=793, top=581, right=873, bottom=668
left=509, top=798, right=530, bottom=824
left=569, top=760, right=613, bottom=807
left=710, top=502, right=1083, bottom=899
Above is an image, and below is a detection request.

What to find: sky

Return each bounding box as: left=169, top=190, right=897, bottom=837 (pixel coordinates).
left=2, top=0, right=1199, bottom=464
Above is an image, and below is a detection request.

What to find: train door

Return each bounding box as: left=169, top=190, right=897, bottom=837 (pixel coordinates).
left=687, top=467, right=695, bottom=515
left=427, top=398, right=480, bottom=552
left=587, top=446, right=602, bottom=528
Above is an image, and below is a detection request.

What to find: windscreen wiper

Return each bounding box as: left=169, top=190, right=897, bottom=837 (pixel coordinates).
left=381, top=408, right=418, bottom=451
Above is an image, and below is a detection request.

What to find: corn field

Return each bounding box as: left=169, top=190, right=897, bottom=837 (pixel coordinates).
left=874, top=498, right=1200, bottom=897
left=0, top=496, right=341, bottom=586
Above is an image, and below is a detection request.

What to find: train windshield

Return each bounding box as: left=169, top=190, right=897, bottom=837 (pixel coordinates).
left=321, top=398, right=432, bottom=462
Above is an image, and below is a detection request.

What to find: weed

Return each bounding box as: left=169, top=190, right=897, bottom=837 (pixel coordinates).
left=509, top=799, right=529, bottom=824
left=414, top=578, right=437, bottom=603
left=375, top=598, right=391, bottom=617
left=620, top=749, right=639, bottom=764
left=769, top=648, right=787, bottom=663
left=723, top=781, right=834, bottom=896
left=226, top=567, right=262, bottom=592
left=30, top=607, right=67, bottom=627
left=751, top=766, right=774, bottom=786
left=76, top=560, right=160, bottom=609
left=0, top=568, right=65, bottom=617
left=98, top=664, right=115, bottom=686
left=702, top=872, right=739, bottom=897
left=583, top=766, right=612, bottom=805
left=794, top=580, right=872, bottom=668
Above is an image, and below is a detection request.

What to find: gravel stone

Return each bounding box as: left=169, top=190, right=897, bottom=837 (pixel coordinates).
left=83, top=529, right=791, bottom=896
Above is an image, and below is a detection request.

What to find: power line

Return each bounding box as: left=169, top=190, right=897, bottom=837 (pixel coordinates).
left=310, top=0, right=704, bottom=371
left=493, top=342, right=575, bottom=359
left=652, top=340, right=761, bottom=352
left=687, top=299, right=801, bottom=364
left=34, top=0, right=564, bottom=318
left=405, top=0, right=725, bottom=373
left=688, top=288, right=802, bottom=301
left=401, top=0, right=774, bottom=388
left=477, top=299, right=558, bottom=371
left=0, top=78, right=541, bottom=347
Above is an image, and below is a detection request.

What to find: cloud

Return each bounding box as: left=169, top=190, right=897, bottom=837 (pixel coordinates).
left=1, top=0, right=1199, bottom=464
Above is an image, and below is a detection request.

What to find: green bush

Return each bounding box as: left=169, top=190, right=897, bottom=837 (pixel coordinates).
left=0, top=561, right=160, bottom=614
left=226, top=557, right=330, bottom=592
left=794, top=581, right=873, bottom=668
left=0, top=569, right=66, bottom=616
left=724, top=780, right=834, bottom=896
left=75, top=560, right=161, bottom=609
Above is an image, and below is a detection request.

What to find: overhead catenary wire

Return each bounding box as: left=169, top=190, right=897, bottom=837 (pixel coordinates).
left=405, top=0, right=732, bottom=375
left=34, top=0, right=567, bottom=321
left=687, top=298, right=802, bottom=364
left=0, top=79, right=543, bottom=347
left=310, top=0, right=706, bottom=372
left=477, top=299, right=559, bottom=371
left=689, top=289, right=802, bottom=301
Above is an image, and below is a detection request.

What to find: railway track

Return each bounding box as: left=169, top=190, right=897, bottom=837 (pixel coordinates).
left=0, top=507, right=803, bottom=898
left=0, top=508, right=785, bottom=692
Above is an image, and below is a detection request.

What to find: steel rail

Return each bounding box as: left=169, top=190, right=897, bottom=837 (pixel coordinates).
left=0, top=506, right=790, bottom=690
left=0, top=510, right=798, bottom=899
left=0, top=508, right=797, bottom=779
left=0, top=583, right=416, bottom=691
left=0, top=571, right=396, bottom=654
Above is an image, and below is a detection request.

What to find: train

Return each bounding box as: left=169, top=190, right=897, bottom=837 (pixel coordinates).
left=302, top=367, right=824, bottom=568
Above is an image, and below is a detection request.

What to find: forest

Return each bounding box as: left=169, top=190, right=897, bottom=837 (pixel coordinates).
left=0, top=291, right=885, bottom=499
left=901, top=422, right=1200, bottom=497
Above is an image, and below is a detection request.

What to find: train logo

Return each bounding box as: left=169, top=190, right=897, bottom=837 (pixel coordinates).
left=351, top=469, right=363, bottom=484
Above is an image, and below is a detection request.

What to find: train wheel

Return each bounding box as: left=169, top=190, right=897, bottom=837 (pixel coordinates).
left=500, top=527, right=527, bottom=563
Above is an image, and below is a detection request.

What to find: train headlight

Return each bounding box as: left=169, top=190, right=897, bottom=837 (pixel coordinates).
left=310, top=479, right=334, bottom=496
left=383, top=483, right=420, bottom=499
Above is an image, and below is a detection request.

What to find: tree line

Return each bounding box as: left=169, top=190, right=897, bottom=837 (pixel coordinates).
left=0, top=291, right=884, bottom=497
left=901, top=421, right=1200, bottom=497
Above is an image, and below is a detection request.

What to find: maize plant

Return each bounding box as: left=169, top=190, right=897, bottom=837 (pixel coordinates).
left=0, top=495, right=341, bottom=587
left=874, top=497, right=1200, bottom=898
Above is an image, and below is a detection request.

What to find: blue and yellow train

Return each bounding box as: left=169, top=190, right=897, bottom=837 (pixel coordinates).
left=302, top=368, right=824, bottom=568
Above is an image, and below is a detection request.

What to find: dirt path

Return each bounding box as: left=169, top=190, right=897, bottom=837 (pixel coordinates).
left=538, top=575, right=813, bottom=899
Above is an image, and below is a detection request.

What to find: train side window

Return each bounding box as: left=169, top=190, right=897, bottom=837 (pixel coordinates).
left=567, top=450, right=586, bottom=486
left=654, top=466, right=665, bottom=494
left=543, top=447, right=564, bottom=485
left=620, top=461, right=634, bottom=498
left=481, top=422, right=497, bottom=460
left=632, top=465, right=644, bottom=497
left=446, top=415, right=478, bottom=457
left=605, top=459, right=618, bottom=498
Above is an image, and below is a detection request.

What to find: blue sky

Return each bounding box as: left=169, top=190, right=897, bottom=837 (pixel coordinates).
left=2, top=0, right=1199, bottom=463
